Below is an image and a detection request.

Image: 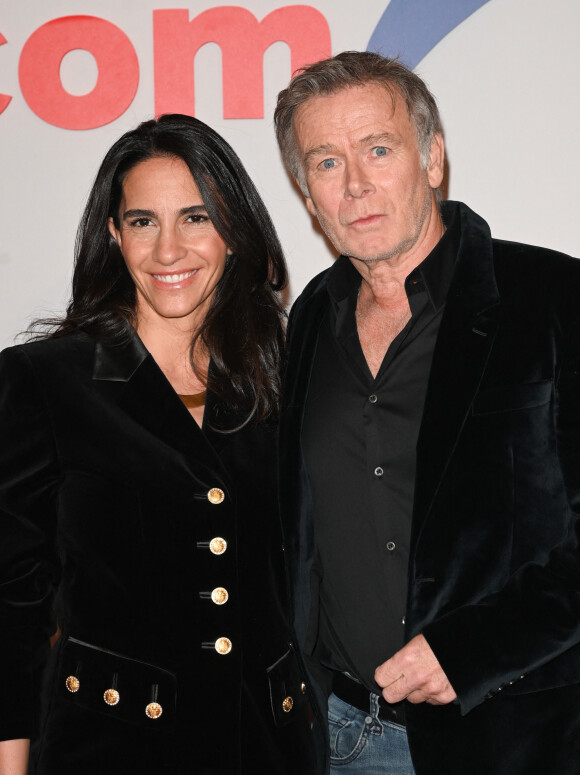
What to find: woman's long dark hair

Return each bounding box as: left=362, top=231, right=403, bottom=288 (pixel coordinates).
left=42, top=114, right=288, bottom=425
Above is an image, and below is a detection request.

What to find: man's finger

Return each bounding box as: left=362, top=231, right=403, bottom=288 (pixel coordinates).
left=375, top=657, right=402, bottom=689
left=381, top=672, right=408, bottom=703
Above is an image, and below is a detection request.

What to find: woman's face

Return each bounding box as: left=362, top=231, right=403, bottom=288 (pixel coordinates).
left=108, top=155, right=231, bottom=332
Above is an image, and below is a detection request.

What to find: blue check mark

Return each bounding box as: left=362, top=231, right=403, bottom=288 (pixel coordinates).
left=367, top=0, right=492, bottom=69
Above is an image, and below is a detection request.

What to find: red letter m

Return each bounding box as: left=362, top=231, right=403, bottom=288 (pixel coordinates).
left=154, top=6, right=331, bottom=119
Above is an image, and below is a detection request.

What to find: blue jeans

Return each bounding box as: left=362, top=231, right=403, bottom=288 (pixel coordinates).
left=328, top=692, right=415, bottom=775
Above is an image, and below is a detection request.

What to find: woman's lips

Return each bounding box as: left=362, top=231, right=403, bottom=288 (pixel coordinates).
left=151, top=269, right=198, bottom=288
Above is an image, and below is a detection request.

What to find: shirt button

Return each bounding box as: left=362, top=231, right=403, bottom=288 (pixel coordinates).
left=369, top=394, right=378, bottom=404
left=207, top=487, right=225, bottom=504
left=215, top=637, right=232, bottom=655
left=211, top=587, right=229, bottom=605
left=65, top=675, right=80, bottom=693
left=145, top=702, right=163, bottom=719
left=386, top=541, right=396, bottom=551
left=374, top=466, right=384, bottom=477
left=282, top=696, right=294, bottom=712
left=209, top=537, right=227, bottom=555
left=103, top=688, right=120, bottom=706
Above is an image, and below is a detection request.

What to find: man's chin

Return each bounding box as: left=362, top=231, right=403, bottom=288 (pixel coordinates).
left=347, top=242, right=413, bottom=264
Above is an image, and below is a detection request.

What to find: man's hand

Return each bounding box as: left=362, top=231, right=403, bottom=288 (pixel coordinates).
left=374, top=634, right=457, bottom=705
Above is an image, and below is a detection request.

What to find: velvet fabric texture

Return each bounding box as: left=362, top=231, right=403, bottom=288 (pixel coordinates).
left=0, top=333, right=316, bottom=774
left=279, top=201, right=580, bottom=774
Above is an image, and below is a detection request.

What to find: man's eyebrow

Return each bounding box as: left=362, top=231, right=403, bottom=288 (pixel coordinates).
left=357, top=132, right=398, bottom=147
left=303, top=144, right=336, bottom=167
left=303, top=133, right=400, bottom=167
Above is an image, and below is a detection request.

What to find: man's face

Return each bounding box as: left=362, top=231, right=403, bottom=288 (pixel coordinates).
left=293, top=83, right=444, bottom=265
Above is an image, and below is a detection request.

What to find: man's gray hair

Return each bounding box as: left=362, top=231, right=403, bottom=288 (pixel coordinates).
left=274, top=51, right=443, bottom=195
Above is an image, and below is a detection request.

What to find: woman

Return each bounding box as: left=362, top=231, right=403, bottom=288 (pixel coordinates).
left=0, top=115, right=316, bottom=774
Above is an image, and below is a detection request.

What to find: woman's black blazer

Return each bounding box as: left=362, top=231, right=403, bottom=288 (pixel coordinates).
left=0, top=332, right=316, bottom=774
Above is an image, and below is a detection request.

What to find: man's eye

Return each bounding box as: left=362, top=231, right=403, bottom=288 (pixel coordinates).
left=321, top=158, right=336, bottom=169
left=372, top=146, right=388, bottom=157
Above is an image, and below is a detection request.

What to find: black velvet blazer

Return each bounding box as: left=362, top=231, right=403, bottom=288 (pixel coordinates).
left=280, top=201, right=580, bottom=774
left=0, top=332, right=316, bottom=774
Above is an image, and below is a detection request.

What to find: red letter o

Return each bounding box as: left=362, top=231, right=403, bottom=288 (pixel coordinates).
left=19, top=16, right=139, bottom=130
left=0, top=32, right=11, bottom=114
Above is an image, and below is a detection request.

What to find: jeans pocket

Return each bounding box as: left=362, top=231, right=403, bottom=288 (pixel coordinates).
left=328, top=695, right=370, bottom=764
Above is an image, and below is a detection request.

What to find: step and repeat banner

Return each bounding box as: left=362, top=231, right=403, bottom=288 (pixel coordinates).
left=1, top=0, right=578, bottom=346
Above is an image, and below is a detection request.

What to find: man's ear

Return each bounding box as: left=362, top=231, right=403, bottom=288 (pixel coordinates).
left=305, top=196, right=317, bottom=217
left=427, top=132, right=445, bottom=190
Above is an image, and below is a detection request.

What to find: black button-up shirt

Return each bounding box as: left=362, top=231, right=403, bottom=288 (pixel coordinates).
left=302, top=209, right=459, bottom=694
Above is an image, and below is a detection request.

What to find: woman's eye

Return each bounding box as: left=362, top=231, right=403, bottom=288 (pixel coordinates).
left=130, top=217, right=152, bottom=228
left=321, top=158, right=336, bottom=170
left=186, top=214, right=209, bottom=224
left=372, top=146, right=388, bottom=157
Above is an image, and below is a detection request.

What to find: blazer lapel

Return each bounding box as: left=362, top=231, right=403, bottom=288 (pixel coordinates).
left=93, top=335, right=232, bottom=492
left=281, top=277, right=329, bottom=488
left=280, top=278, right=329, bottom=646
left=284, top=282, right=330, bottom=414
left=413, top=203, right=501, bottom=538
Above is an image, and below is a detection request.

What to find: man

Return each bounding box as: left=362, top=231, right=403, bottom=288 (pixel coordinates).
left=274, top=51, right=580, bottom=775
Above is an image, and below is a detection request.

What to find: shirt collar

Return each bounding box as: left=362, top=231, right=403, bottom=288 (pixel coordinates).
left=326, top=201, right=460, bottom=313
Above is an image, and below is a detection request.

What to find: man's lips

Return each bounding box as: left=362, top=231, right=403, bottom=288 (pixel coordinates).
left=346, top=213, right=385, bottom=227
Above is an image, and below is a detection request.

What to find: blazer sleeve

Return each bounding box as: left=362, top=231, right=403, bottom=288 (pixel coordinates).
left=422, top=309, right=580, bottom=715
left=0, top=346, right=60, bottom=740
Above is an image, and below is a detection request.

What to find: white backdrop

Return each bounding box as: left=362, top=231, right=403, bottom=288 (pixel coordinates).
left=1, top=0, right=578, bottom=348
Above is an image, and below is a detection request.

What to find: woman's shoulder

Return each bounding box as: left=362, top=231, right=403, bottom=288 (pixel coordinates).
left=1, top=331, right=95, bottom=373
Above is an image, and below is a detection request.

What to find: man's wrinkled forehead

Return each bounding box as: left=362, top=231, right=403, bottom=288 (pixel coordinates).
left=293, top=82, right=411, bottom=149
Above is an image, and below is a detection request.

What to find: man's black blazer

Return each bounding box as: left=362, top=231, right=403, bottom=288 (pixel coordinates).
left=280, top=201, right=580, bottom=774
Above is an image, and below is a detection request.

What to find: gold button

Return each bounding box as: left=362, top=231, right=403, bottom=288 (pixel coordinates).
left=209, top=537, right=227, bottom=555
left=282, top=696, right=294, bottom=712
left=211, top=587, right=229, bottom=605
left=208, top=487, right=225, bottom=504
left=301, top=682, right=307, bottom=695
left=103, top=688, right=120, bottom=706
left=65, top=675, right=80, bottom=693
left=215, top=637, right=232, bottom=655
left=145, top=701, right=163, bottom=719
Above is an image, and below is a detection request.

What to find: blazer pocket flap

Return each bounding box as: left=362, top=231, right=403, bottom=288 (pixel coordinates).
left=473, top=380, right=552, bottom=415
left=57, top=636, right=177, bottom=728
left=267, top=647, right=309, bottom=727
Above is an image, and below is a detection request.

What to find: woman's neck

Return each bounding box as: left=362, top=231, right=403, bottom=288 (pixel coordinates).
left=136, top=317, right=208, bottom=395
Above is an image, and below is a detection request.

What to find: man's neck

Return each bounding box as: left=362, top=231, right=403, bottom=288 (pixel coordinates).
left=351, top=212, right=445, bottom=310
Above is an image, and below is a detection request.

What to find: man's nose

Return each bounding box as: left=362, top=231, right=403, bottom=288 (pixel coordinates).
left=344, top=159, right=374, bottom=199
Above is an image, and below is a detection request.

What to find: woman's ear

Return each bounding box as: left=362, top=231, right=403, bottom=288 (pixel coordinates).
left=108, top=217, right=121, bottom=248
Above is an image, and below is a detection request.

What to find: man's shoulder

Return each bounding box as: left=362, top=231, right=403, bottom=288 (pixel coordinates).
left=449, top=201, right=578, bottom=280
left=293, top=266, right=332, bottom=307
left=492, top=237, right=580, bottom=287
left=492, top=237, right=577, bottom=264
